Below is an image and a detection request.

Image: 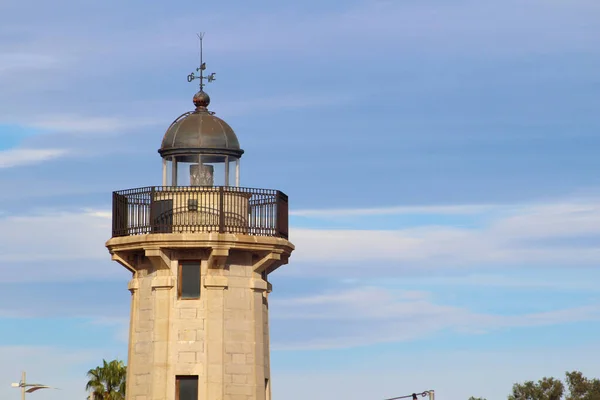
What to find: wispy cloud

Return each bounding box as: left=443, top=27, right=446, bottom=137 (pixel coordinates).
left=220, top=92, right=356, bottom=117
left=373, top=273, right=600, bottom=292
left=0, top=0, right=597, bottom=166
left=288, top=198, right=600, bottom=273
left=0, top=148, right=68, bottom=168
left=2, top=0, right=597, bottom=97
left=291, top=204, right=501, bottom=217
left=26, top=114, right=162, bottom=134
left=3, top=195, right=600, bottom=281
left=0, top=210, right=109, bottom=263
left=151, top=0, right=600, bottom=58
left=0, top=53, right=61, bottom=75
left=271, top=286, right=600, bottom=350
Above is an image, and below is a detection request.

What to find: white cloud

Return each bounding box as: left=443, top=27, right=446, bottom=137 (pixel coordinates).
left=81, top=90, right=356, bottom=130
left=0, top=90, right=347, bottom=148
left=270, top=286, right=600, bottom=350
left=0, top=180, right=107, bottom=201
left=376, top=273, right=600, bottom=292
left=287, top=199, right=600, bottom=273
left=291, top=203, right=500, bottom=217
left=2, top=194, right=600, bottom=281
left=219, top=92, right=356, bottom=117
left=0, top=53, right=62, bottom=75
left=0, top=210, right=119, bottom=282
left=491, top=202, right=600, bottom=239
left=0, top=210, right=110, bottom=262
left=27, top=114, right=162, bottom=134
left=0, top=148, right=68, bottom=168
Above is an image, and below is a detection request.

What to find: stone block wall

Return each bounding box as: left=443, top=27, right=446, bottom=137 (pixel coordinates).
left=124, top=249, right=271, bottom=400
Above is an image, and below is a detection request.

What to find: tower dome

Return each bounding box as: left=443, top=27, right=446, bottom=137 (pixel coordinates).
left=159, top=90, right=244, bottom=162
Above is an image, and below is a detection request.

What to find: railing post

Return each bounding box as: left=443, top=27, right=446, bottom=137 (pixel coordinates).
left=112, top=192, right=117, bottom=237
left=149, top=187, right=156, bottom=233
left=276, top=191, right=289, bottom=239
left=112, top=191, right=129, bottom=237
left=219, top=186, right=225, bottom=233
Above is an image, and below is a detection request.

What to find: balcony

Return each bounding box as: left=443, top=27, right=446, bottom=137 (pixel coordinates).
left=112, top=186, right=289, bottom=239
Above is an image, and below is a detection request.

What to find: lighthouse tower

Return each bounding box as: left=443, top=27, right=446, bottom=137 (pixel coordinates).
left=106, top=37, right=294, bottom=400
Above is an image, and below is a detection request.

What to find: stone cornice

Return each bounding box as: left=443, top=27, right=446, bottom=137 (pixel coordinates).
left=106, top=233, right=294, bottom=254
left=106, top=233, right=294, bottom=275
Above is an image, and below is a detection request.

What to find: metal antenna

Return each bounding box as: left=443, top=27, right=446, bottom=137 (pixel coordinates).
left=198, top=32, right=204, bottom=90
left=187, top=32, right=216, bottom=91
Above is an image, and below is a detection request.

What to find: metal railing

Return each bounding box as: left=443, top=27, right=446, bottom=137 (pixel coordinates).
left=112, top=186, right=289, bottom=239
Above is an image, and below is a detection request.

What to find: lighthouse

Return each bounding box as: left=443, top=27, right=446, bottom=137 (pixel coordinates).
left=106, top=36, right=294, bottom=400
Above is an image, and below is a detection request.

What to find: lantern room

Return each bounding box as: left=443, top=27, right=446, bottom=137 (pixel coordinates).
left=158, top=90, right=244, bottom=187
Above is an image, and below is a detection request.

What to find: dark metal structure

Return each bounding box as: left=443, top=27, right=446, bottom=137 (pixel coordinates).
left=160, top=106, right=242, bottom=160
left=112, top=186, right=289, bottom=239
left=110, top=34, right=288, bottom=240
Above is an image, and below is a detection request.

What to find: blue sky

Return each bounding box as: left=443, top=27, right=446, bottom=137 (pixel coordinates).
left=1, top=0, right=600, bottom=399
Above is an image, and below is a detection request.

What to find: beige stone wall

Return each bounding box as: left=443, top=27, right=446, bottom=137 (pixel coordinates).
left=108, top=235, right=293, bottom=400
left=129, top=265, right=155, bottom=400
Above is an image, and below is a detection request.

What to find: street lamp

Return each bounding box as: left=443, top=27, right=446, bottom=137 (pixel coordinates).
left=11, top=371, right=59, bottom=400
left=386, top=390, right=435, bottom=400
left=411, top=391, right=435, bottom=400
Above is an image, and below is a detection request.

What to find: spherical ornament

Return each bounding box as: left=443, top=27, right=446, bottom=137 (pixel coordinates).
left=193, top=91, right=210, bottom=108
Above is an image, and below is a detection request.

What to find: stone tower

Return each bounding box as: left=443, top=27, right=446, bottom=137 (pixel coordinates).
left=105, top=50, right=294, bottom=400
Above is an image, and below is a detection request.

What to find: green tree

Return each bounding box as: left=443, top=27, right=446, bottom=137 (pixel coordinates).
left=508, top=372, right=600, bottom=400
left=565, top=371, right=600, bottom=400
left=508, top=377, right=565, bottom=400
left=85, top=359, right=127, bottom=400
left=468, top=397, right=488, bottom=400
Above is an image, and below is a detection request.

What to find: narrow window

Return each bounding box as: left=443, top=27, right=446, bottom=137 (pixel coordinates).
left=176, top=376, right=198, bottom=400
left=179, top=262, right=201, bottom=299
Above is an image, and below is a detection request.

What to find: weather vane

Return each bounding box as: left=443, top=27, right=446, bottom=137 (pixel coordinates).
left=187, top=33, right=216, bottom=91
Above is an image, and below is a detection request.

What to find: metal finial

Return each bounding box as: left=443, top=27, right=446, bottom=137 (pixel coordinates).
left=186, top=33, right=216, bottom=92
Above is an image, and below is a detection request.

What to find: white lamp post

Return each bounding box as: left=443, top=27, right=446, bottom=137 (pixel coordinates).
left=11, top=371, right=59, bottom=400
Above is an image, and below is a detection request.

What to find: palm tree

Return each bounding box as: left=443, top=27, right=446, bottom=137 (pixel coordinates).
left=85, top=359, right=127, bottom=400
